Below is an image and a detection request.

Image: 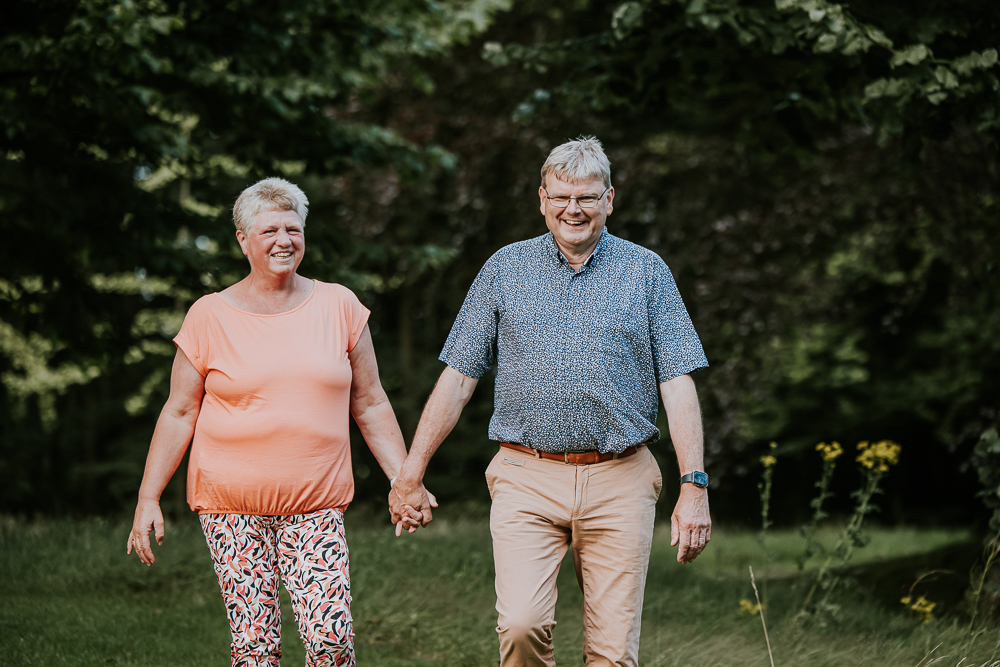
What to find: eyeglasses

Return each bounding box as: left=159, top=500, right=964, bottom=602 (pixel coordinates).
left=543, top=186, right=610, bottom=209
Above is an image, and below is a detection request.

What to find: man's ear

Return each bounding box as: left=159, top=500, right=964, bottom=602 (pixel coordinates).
left=538, top=186, right=548, bottom=216
left=605, top=186, right=615, bottom=217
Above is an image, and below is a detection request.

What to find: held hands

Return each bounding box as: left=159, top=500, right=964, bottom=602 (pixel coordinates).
left=388, top=477, right=438, bottom=537
left=670, top=484, right=711, bottom=564
left=127, top=497, right=165, bottom=566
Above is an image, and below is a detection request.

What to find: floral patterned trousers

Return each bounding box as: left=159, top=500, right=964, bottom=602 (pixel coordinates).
left=199, top=508, right=355, bottom=667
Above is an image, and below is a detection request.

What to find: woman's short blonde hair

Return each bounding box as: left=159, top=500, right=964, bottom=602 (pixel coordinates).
left=232, top=177, right=309, bottom=234
left=540, top=136, right=611, bottom=189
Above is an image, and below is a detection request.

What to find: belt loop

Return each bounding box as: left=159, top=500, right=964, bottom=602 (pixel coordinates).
left=613, top=452, right=619, bottom=460
left=533, top=448, right=540, bottom=459
left=564, top=451, right=569, bottom=464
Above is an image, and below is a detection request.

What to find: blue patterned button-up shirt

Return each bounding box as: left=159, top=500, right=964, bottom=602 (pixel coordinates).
left=440, top=228, right=708, bottom=453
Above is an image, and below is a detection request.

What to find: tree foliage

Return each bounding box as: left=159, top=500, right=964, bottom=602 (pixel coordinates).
left=1, top=0, right=997, bottom=522
left=465, top=0, right=1000, bottom=520
left=0, top=0, right=510, bottom=513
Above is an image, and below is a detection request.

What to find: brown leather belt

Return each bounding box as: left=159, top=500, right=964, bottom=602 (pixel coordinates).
left=500, top=442, right=642, bottom=465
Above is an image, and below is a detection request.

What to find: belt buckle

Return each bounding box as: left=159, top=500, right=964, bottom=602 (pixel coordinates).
left=563, top=449, right=589, bottom=464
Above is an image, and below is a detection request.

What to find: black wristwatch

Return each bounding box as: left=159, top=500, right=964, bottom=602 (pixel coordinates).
left=680, top=471, right=709, bottom=488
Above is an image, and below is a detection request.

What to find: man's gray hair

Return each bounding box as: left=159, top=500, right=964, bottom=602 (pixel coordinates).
left=232, top=177, right=309, bottom=234
left=540, top=136, right=611, bottom=189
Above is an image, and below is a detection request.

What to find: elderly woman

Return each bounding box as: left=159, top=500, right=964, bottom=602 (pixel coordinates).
left=127, top=177, right=427, bottom=666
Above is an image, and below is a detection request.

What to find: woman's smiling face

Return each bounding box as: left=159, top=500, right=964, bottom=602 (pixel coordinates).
left=236, top=209, right=305, bottom=278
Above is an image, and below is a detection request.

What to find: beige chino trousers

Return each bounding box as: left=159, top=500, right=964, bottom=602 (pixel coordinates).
left=485, top=446, right=663, bottom=667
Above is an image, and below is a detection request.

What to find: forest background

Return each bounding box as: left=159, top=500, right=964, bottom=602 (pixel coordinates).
left=1, top=0, right=998, bottom=535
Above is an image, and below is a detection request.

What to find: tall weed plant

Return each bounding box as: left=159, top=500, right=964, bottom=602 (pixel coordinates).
left=745, top=432, right=1000, bottom=665
left=964, top=426, right=1000, bottom=655
left=748, top=439, right=905, bottom=624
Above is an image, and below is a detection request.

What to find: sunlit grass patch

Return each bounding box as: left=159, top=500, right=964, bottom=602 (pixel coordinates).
left=0, top=515, right=995, bottom=666
left=694, top=525, right=974, bottom=578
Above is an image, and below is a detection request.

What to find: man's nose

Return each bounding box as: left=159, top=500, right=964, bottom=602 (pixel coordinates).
left=565, top=198, right=583, bottom=213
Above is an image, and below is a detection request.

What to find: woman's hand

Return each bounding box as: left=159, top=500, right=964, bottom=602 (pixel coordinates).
left=394, top=503, right=423, bottom=536
left=127, top=498, right=165, bottom=566
left=389, top=484, right=438, bottom=536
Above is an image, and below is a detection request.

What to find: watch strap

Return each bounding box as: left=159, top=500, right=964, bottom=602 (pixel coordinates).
left=680, top=471, right=709, bottom=488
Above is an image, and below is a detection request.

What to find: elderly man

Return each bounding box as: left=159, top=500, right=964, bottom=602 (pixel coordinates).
left=390, top=136, right=710, bottom=666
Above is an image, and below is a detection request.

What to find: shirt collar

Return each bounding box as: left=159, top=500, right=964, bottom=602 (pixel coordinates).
left=547, top=227, right=611, bottom=269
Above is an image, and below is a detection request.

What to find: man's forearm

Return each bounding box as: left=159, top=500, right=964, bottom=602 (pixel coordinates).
left=660, top=373, right=712, bottom=563
left=397, top=366, right=478, bottom=482
left=660, top=373, right=705, bottom=474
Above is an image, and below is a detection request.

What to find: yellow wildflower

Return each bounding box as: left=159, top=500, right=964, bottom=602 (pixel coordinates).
left=815, top=441, right=843, bottom=462
left=856, top=439, right=901, bottom=472
left=769, top=441, right=777, bottom=449
left=739, top=598, right=762, bottom=616
left=760, top=455, right=777, bottom=468
left=901, top=595, right=935, bottom=623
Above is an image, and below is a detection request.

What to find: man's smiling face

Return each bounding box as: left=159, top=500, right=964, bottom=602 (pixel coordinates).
left=539, top=173, right=614, bottom=262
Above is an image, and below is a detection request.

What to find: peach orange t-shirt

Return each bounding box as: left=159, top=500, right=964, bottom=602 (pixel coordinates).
left=174, top=280, right=370, bottom=515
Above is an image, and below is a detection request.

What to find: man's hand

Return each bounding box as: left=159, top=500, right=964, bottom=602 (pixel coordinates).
left=670, top=484, right=711, bottom=564
left=388, top=477, right=438, bottom=536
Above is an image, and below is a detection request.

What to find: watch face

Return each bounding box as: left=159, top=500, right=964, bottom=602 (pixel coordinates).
left=693, top=471, right=709, bottom=487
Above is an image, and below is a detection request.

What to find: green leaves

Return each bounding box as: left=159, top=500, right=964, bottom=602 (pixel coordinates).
left=890, top=43, right=931, bottom=67
left=611, top=1, right=643, bottom=40
left=953, top=49, right=999, bottom=75
left=974, top=428, right=1000, bottom=531
left=0, top=0, right=504, bottom=513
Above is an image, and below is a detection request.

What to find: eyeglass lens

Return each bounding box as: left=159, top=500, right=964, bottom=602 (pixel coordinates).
left=546, top=188, right=607, bottom=208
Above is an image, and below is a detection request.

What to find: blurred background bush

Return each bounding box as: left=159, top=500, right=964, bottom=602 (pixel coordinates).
left=1, top=0, right=997, bottom=527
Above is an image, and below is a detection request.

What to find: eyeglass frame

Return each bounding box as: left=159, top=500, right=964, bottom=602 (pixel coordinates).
left=542, top=186, right=611, bottom=209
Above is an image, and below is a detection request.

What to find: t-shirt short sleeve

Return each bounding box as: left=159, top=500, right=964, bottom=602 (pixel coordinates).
left=647, top=259, right=709, bottom=383
left=173, top=296, right=213, bottom=376
left=439, top=255, right=501, bottom=379
left=337, top=285, right=371, bottom=352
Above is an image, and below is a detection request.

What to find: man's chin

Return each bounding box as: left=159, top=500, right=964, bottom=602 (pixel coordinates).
left=561, top=229, right=597, bottom=245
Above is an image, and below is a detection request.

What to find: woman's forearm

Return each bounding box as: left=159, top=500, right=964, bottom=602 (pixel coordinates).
left=137, top=409, right=199, bottom=501
left=352, top=396, right=408, bottom=482
left=137, top=348, right=206, bottom=502
left=347, top=326, right=410, bottom=482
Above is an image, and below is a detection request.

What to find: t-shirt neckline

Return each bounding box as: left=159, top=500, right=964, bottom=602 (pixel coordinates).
left=213, top=279, right=318, bottom=317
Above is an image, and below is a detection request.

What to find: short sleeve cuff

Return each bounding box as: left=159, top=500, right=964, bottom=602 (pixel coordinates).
left=438, top=352, right=489, bottom=380
left=173, top=337, right=207, bottom=377
left=654, top=355, right=709, bottom=384
left=347, top=306, right=371, bottom=352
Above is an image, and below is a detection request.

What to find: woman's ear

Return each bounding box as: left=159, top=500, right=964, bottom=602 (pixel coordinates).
left=235, top=229, right=248, bottom=257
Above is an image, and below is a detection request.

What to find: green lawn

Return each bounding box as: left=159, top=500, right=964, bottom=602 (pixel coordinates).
left=1, top=511, right=995, bottom=666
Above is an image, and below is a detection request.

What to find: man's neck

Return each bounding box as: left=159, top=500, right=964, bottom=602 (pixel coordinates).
left=556, top=239, right=600, bottom=270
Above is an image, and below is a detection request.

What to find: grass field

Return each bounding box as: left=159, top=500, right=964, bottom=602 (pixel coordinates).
left=1, top=509, right=996, bottom=666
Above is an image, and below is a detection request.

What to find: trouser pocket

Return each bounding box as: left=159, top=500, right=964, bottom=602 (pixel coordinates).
left=485, top=450, right=502, bottom=500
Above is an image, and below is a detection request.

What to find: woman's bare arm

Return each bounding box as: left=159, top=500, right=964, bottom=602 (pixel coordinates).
left=348, top=325, right=427, bottom=533
left=127, top=348, right=205, bottom=566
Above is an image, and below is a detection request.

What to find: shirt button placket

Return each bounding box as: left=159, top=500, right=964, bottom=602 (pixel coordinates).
left=560, top=269, right=573, bottom=431
left=566, top=269, right=581, bottom=443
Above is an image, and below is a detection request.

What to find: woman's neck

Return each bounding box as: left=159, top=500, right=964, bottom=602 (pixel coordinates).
left=221, top=272, right=313, bottom=315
